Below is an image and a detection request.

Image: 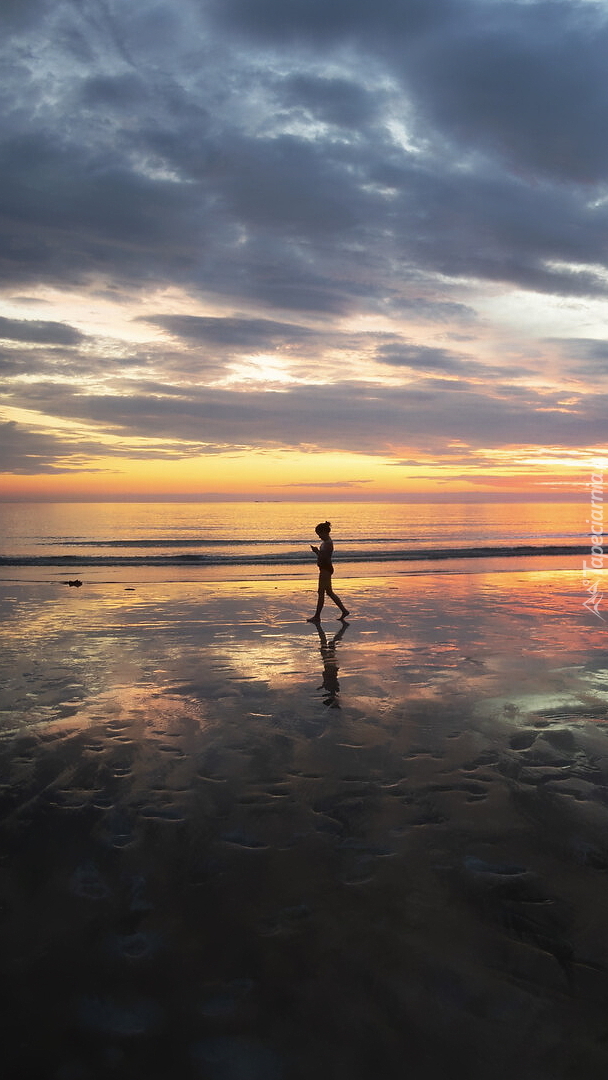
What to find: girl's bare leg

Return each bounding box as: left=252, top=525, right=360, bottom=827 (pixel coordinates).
left=326, top=587, right=349, bottom=618
left=307, top=585, right=326, bottom=621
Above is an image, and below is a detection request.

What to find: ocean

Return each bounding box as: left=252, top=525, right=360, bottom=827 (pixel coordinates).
left=0, top=500, right=588, bottom=582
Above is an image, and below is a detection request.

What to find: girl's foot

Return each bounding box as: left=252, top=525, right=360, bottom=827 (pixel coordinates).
left=307, top=615, right=321, bottom=623
left=339, top=610, right=350, bottom=619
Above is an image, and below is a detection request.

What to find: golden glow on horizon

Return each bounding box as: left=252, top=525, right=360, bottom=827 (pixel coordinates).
left=0, top=441, right=600, bottom=501
left=2, top=279, right=607, bottom=501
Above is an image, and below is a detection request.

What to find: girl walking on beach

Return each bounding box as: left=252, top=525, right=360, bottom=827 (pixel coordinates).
left=307, top=521, right=350, bottom=622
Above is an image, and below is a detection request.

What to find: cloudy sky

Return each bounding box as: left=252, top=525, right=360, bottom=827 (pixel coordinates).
left=1, top=0, right=607, bottom=501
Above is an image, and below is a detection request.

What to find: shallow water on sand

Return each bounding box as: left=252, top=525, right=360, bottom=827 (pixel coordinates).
left=2, top=569, right=608, bottom=1079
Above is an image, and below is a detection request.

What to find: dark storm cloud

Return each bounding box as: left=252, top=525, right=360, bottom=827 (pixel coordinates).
left=0, top=417, right=222, bottom=475
left=0, top=0, right=49, bottom=32
left=212, top=135, right=362, bottom=236
left=376, top=342, right=475, bottom=374
left=0, top=420, right=101, bottom=474
left=210, top=0, right=608, bottom=183
left=569, top=340, right=608, bottom=361
left=0, top=129, right=210, bottom=289
left=374, top=341, right=541, bottom=383
left=0, top=347, right=159, bottom=385
left=207, top=0, right=443, bottom=45
left=6, top=376, right=599, bottom=458
left=395, top=298, right=476, bottom=324
left=79, top=73, right=151, bottom=111
left=141, top=320, right=483, bottom=380
left=373, top=158, right=608, bottom=296
left=144, top=315, right=315, bottom=350
left=276, top=74, right=382, bottom=128
left=397, top=2, right=608, bottom=184
left=1, top=0, right=606, bottom=309
left=0, top=317, right=84, bottom=345
left=1, top=0, right=608, bottom=478
left=549, top=338, right=608, bottom=374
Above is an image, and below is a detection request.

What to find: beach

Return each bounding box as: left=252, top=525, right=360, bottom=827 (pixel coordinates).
left=2, top=564, right=608, bottom=1078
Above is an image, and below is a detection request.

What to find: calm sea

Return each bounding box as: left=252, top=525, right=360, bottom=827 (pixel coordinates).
left=0, top=501, right=588, bottom=582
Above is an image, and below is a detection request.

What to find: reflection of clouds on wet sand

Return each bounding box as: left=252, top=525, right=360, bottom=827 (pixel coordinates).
left=2, top=570, right=608, bottom=1077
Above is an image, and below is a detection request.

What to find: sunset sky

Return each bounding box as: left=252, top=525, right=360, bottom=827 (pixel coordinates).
left=1, top=0, right=608, bottom=501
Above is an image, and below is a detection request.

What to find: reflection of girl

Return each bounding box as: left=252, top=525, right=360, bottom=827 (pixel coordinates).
left=307, top=521, right=349, bottom=622
left=314, top=620, right=348, bottom=708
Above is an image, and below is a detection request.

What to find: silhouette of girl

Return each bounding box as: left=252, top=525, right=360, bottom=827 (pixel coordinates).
left=307, top=521, right=349, bottom=622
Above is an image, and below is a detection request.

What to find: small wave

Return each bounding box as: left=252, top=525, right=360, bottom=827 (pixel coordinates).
left=47, top=531, right=581, bottom=548
left=0, top=544, right=588, bottom=568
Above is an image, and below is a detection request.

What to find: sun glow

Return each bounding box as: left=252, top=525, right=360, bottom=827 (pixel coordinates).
left=218, top=354, right=303, bottom=389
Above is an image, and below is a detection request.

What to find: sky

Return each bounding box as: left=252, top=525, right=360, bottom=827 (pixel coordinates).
left=1, top=0, right=608, bottom=502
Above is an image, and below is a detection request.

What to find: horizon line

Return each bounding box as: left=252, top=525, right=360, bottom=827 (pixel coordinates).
left=0, top=493, right=585, bottom=505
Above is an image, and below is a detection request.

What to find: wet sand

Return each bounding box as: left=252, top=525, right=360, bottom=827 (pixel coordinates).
left=2, top=567, right=608, bottom=1079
